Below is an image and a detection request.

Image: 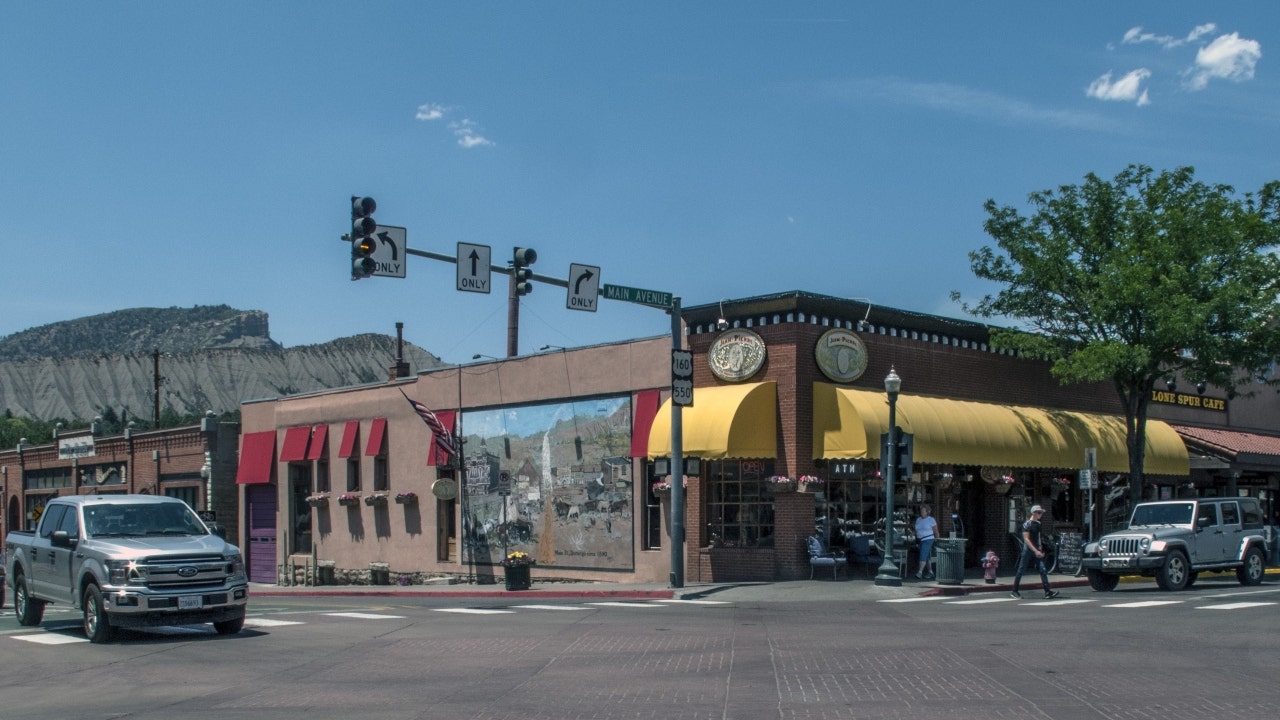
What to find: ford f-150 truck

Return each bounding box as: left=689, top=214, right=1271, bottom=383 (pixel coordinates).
left=5, top=494, right=248, bottom=642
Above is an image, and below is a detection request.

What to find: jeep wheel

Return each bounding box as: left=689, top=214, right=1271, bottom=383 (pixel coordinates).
left=1156, top=551, right=1190, bottom=591
left=82, top=584, right=114, bottom=644
left=1237, top=547, right=1265, bottom=586
left=1087, top=569, right=1119, bottom=592
left=14, top=573, right=46, bottom=626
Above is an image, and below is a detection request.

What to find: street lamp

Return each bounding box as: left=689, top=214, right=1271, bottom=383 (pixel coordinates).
left=875, top=366, right=903, bottom=586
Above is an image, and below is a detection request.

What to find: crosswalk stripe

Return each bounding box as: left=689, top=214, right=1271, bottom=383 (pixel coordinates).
left=13, top=633, right=87, bottom=645
left=877, top=597, right=945, bottom=603
left=587, top=601, right=665, bottom=608
left=1102, top=600, right=1183, bottom=608
left=513, top=604, right=591, bottom=611
left=433, top=608, right=514, bottom=615
left=946, top=597, right=1017, bottom=605
left=654, top=599, right=732, bottom=605
left=324, top=612, right=406, bottom=619
left=244, top=617, right=305, bottom=627
left=1196, top=602, right=1277, bottom=610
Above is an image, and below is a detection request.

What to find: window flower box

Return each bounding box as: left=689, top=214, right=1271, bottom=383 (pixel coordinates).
left=305, top=493, right=330, bottom=508
left=797, top=475, right=824, bottom=493
left=337, top=493, right=361, bottom=507
left=394, top=492, right=418, bottom=505
left=765, top=475, right=797, bottom=493
left=364, top=492, right=389, bottom=506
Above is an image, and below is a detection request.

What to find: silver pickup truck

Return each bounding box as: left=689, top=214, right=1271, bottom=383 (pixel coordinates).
left=5, top=494, right=249, bottom=643
left=1080, top=497, right=1268, bottom=592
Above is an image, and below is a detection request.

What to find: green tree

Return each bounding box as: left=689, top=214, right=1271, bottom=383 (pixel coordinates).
left=955, top=165, right=1280, bottom=506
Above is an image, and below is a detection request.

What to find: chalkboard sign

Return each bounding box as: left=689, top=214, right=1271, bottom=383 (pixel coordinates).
left=1056, top=530, right=1082, bottom=574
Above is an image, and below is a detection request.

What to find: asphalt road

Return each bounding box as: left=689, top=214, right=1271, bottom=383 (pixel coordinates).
left=1, top=578, right=1277, bottom=720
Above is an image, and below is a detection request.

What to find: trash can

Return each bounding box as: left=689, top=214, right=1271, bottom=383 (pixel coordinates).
left=934, top=538, right=966, bottom=585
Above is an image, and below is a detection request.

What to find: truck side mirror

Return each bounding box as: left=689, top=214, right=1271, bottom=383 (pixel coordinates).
left=208, top=523, right=227, bottom=540
left=1196, top=516, right=1211, bottom=530
left=50, top=530, right=77, bottom=549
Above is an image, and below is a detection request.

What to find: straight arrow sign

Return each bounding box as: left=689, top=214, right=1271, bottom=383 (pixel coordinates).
left=456, top=242, right=492, bottom=293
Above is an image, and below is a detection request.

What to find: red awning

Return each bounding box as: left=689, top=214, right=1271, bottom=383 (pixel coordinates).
left=630, top=389, right=661, bottom=458
left=338, top=421, right=359, bottom=458
left=306, top=424, right=329, bottom=461
left=279, top=426, right=312, bottom=462
left=236, top=431, right=276, bottom=485
left=365, top=417, right=387, bottom=456
left=426, top=410, right=457, bottom=466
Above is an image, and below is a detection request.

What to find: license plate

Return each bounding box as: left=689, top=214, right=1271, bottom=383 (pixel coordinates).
left=178, top=595, right=203, bottom=610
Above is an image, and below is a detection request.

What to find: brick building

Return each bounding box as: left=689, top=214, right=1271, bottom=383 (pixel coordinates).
left=1, top=414, right=241, bottom=543
left=233, top=292, right=1278, bottom=585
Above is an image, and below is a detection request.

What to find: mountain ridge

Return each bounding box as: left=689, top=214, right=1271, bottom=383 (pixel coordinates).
left=0, top=306, right=441, bottom=421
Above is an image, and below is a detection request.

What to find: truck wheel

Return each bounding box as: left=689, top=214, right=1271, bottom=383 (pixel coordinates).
left=14, top=573, right=46, bottom=626
left=1087, top=569, right=1119, bottom=592
left=82, top=584, right=114, bottom=644
left=214, top=614, right=245, bottom=635
left=1157, top=551, right=1190, bottom=591
left=1237, top=547, right=1265, bottom=586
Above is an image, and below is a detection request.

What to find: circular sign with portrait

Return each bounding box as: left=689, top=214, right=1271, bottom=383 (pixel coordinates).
left=815, top=328, right=868, bottom=383
left=431, top=478, right=459, bottom=501
left=708, top=329, right=767, bottom=382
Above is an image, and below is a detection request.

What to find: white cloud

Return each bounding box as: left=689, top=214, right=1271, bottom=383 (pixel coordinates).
left=415, top=102, right=495, bottom=148
left=415, top=103, right=446, bottom=121
left=450, top=119, right=494, bottom=148
left=1185, top=32, right=1262, bottom=90
left=1086, top=69, right=1152, bottom=106
left=1122, top=23, right=1216, bottom=49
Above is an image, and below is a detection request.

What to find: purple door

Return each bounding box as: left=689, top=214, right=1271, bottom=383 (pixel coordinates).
left=246, top=485, right=278, bottom=583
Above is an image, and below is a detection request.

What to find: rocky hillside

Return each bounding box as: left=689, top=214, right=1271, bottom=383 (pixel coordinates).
left=0, top=307, right=441, bottom=421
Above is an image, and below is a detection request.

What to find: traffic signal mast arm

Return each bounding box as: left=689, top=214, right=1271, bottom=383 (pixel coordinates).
left=400, top=245, right=569, bottom=289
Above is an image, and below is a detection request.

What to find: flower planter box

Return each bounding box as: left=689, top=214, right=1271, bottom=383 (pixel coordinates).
left=394, top=494, right=417, bottom=505
left=766, top=481, right=797, bottom=494
left=337, top=496, right=361, bottom=507
left=503, top=563, right=532, bottom=591
left=306, top=497, right=329, bottom=508
left=365, top=494, right=388, bottom=506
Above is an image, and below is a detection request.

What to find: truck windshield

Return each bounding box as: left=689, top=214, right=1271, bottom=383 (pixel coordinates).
left=1130, top=503, right=1193, bottom=527
left=83, top=504, right=207, bottom=537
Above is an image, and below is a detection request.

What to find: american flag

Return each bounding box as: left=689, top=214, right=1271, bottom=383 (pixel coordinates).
left=400, top=389, right=458, bottom=459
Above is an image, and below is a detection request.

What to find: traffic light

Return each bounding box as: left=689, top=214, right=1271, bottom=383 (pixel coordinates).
left=512, top=247, right=537, bottom=296
left=879, top=428, right=914, bottom=480
left=351, top=196, right=377, bottom=279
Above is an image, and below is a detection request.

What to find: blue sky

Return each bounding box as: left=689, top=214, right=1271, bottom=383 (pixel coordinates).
left=3, top=3, right=1276, bottom=365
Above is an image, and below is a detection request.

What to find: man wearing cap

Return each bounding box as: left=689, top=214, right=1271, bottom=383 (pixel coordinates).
left=1011, top=505, right=1059, bottom=599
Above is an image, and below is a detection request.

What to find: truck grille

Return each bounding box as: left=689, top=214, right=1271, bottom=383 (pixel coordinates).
left=1106, top=538, right=1144, bottom=555
left=140, top=554, right=230, bottom=589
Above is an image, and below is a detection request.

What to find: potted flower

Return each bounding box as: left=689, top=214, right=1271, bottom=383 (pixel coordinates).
left=765, top=475, right=797, bottom=493
left=994, top=475, right=1017, bottom=495
left=797, top=475, right=824, bottom=493
left=501, top=551, right=534, bottom=591
left=305, top=492, right=330, bottom=508
left=394, top=491, right=418, bottom=505
left=651, top=479, right=686, bottom=498
left=364, top=492, right=389, bottom=506
left=337, top=492, right=361, bottom=507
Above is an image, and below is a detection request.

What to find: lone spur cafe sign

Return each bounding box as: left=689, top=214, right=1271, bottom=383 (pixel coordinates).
left=1150, top=389, right=1226, bottom=412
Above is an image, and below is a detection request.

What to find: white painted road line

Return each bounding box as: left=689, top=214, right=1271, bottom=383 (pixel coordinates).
left=433, top=608, right=514, bottom=615
left=1103, top=600, right=1184, bottom=608
left=513, top=604, right=591, bottom=611
left=587, top=602, right=666, bottom=608
left=13, top=633, right=87, bottom=645
left=244, top=617, right=306, bottom=627
left=324, top=612, right=406, bottom=620
left=1196, top=602, right=1277, bottom=610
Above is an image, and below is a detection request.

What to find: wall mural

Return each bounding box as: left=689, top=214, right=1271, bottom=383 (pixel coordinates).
left=460, top=394, right=634, bottom=571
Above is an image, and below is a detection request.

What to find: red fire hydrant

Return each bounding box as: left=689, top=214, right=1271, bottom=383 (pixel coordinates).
left=982, top=550, right=1000, bottom=584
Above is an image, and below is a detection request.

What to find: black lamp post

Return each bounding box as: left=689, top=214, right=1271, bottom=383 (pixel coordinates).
left=875, top=366, right=903, bottom=586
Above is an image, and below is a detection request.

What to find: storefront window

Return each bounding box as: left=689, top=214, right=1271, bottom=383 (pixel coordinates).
left=706, top=460, right=774, bottom=548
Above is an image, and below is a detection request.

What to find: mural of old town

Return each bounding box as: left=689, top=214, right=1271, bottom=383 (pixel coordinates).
left=459, top=394, right=634, bottom=571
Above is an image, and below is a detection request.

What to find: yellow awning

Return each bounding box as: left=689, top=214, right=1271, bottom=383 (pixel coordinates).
left=648, top=381, right=776, bottom=459
left=813, top=383, right=1189, bottom=476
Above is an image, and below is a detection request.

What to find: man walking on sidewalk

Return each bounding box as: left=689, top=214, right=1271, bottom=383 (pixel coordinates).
left=1011, top=505, right=1059, bottom=599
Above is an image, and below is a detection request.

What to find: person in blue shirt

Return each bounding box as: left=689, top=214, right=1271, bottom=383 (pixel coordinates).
left=913, top=505, right=939, bottom=579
